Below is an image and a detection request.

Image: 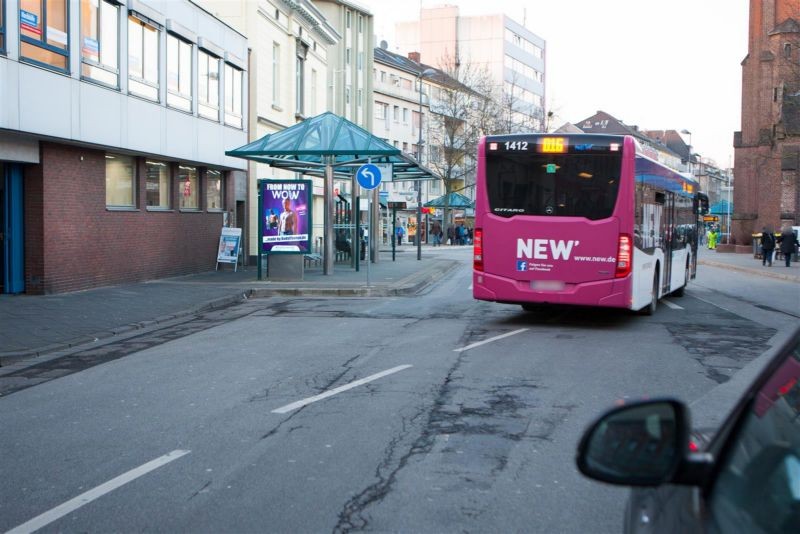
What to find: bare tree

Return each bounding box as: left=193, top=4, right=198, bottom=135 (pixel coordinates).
left=494, top=71, right=543, bottom=134
left=425, top=54, right=498, bottom=233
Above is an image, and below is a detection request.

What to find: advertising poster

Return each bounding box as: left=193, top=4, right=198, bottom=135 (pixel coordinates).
left=260, top=179, right=312, bottom=253
left=217, top=227, right=242, bottom=264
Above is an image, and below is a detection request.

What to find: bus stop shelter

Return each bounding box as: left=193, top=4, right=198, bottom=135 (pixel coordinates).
left=424, top=192, right=475, bottom=227
left=226, top=112, right=436, bottom=275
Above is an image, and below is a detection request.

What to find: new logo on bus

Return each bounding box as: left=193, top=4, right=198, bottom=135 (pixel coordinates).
left=517, top=238, right=578, bottom=261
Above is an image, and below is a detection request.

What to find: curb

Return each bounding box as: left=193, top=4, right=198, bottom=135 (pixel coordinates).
left=0, top=292, right=251, bottom=366
left=699, top=259, right=800, bottom=283
left=248, top=259, right=459, bottom=298
left=0, top=261, right=458, bottom=366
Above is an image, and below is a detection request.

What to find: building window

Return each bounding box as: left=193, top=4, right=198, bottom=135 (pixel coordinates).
left=296, top=41, right=308, bottom=116
left=357, top=51, right=363, bottom=71
left=1, top=0, right=7, bottom=53
left=403, top=108, right=409, bottom=123
left=380, top=71, right=386, bottom=83
left=375, top=101, right=388, bottom=120
left=784, top=43, right=792, bottom=58
left=345, top=85, right=351, bottom=104
left=358, top=14, right=363, bottom=33
left=20, top=0, right=69, bottom=71
left=393, top=105, right=399, bottom=121
left=346, top=10, right=351, bottom=29
left=128, top=14, right=159, bottom=101
left=224, top=63, right=243, bottom=128
left=145, top=160, right=170, bottom=209
left=310, top=68, right=317, bottom=115
left=346, top=47, right=351, bottom=65
left=178, top=165, right=199, bottom=210
left=198, top=50, right=220, bottom=120
left=106, top=154, right=136, bottom=208
left=206, top=169, right=223, bottom=211
left=80, top=0, right=119, bottom=87
left=167, top=33, right=192, bottom=112
left=272, top=42, right=280, bottom=105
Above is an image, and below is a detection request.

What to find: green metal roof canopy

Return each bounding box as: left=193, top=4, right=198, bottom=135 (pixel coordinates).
left=226, top=112, right=436, bottom=180
left=424, top=192, right=474, bottom=208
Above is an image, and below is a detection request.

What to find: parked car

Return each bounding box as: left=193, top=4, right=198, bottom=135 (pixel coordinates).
left=576, top=326, right=800, bottom=533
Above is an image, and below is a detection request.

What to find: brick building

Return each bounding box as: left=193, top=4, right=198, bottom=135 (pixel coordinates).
left=1, top=0, right=248, bottom=294
left=733, top=0, right=800, bottom=246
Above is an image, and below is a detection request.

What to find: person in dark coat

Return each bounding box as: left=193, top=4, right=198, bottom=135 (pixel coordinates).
left=760, top=226, right=775, bottom=266
left=778, top=225, right=798, bottom=267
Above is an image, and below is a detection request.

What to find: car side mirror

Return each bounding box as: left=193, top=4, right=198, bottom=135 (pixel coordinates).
left=576, top=399, right=689, bottom=486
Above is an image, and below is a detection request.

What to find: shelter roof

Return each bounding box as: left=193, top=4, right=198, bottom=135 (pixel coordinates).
left=226, top=112, right=437, bottom=180
left=424, top=192, right=474, bottom=208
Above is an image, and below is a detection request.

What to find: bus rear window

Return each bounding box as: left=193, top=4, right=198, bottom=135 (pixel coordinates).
left=485, top=152, right=622, bottom=220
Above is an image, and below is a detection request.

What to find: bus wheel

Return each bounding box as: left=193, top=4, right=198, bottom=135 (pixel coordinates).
left=673, top=261, right=689, bottom=297
left=641, top=273, right=659, bottom=316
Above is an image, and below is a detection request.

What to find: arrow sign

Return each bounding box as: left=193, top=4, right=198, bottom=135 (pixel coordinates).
left=356, top=163, right=382, bottom=190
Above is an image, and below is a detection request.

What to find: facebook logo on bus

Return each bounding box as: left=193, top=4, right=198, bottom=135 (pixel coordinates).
left=516, top=260, right=528, bottom=272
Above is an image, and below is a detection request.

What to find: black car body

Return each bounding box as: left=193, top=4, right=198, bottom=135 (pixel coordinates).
left=576, top=326, right=800, bottom=533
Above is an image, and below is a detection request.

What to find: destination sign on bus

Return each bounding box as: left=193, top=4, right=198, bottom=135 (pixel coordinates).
left=487, top=135, right=622, bottom=155
left=539, top=137, right=568, bottom=153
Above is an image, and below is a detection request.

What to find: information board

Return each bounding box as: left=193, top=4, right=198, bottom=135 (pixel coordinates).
left=216, top=227, right=242, bottom=271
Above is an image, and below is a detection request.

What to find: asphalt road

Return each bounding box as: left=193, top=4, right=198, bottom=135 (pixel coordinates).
left=1, top=248, right=796, bottom=533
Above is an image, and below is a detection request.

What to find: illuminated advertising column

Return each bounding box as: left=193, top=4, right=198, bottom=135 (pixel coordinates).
left=260, top=179, right=313, bottom=254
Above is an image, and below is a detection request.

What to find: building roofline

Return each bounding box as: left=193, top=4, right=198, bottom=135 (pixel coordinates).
left=189, top=0, right=248, bottom=40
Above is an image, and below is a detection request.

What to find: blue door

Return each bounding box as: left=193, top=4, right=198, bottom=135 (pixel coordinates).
left=3, top=163, right=25, bottom=294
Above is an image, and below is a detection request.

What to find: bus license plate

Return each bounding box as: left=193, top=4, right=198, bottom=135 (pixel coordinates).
left=531, top=280, right=565, bottom=291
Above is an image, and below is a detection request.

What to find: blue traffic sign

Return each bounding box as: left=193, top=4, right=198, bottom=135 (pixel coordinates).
left=356, top=163, right=382, bottom=190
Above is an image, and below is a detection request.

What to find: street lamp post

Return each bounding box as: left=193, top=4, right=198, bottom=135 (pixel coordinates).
left=416, top=67, right=436, bottom=261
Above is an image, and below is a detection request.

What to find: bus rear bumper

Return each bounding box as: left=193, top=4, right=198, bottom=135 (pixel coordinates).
left=473, top=271, right=630, bottom=308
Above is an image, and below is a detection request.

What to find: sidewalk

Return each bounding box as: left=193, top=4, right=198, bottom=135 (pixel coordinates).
left=1, top=245, right=795, bottom=364
left=0, top=245, right=461, bottom=363
left=697, top=246, right=800, bottom=283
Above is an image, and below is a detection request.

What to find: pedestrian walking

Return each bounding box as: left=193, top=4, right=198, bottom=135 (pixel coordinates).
left=760, top=226, right=775, bottom=266
left=431, top=221, right=442, bottom=246
left=396, top=225, right=405, bottom=246
left=447, top=225, right=455, bottom=245
left=778, top=225, right=798, bottom=267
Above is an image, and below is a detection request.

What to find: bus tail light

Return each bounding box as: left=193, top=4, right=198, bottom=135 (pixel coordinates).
left=615, top=235, right=632, bottom=278
left=473, top=228, right=484, bottom=271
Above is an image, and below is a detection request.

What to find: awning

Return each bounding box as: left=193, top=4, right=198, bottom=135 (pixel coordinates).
left=709, top=199, right=733, bottom=215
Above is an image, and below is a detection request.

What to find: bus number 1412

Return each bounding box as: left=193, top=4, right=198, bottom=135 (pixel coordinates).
left=504, top=141, right=529, bottom=151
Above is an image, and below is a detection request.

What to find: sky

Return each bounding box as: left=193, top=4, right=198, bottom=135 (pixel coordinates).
left=357, top=0, right=749, bottom=168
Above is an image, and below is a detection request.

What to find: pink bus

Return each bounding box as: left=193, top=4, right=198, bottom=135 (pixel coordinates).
left=472, top=134, right=709, bottom=315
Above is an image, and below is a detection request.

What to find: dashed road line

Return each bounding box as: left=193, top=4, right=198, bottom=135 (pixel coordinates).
left=453, top=329, right=528, bottom=353
left=6, top=450, right=191, bottom=534
left=662, top=299, right=684, bottom=310
left=271, top=365, right=413, bottom=414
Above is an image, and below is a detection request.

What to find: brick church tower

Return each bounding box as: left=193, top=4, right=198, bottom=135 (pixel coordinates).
left=733, top=0, right=800, bottom=246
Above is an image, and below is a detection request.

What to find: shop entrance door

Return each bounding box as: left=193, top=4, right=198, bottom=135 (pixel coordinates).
left=2, top=163, right=25, bottom=294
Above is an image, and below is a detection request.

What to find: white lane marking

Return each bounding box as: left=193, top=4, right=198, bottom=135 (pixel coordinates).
left=271, top=365, right=413, bottom=414
left=6, top=450, right=190, bottom=534
left=662, top=299, right=684, bottom=310
left=453, top=329, right=528, bottom=353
